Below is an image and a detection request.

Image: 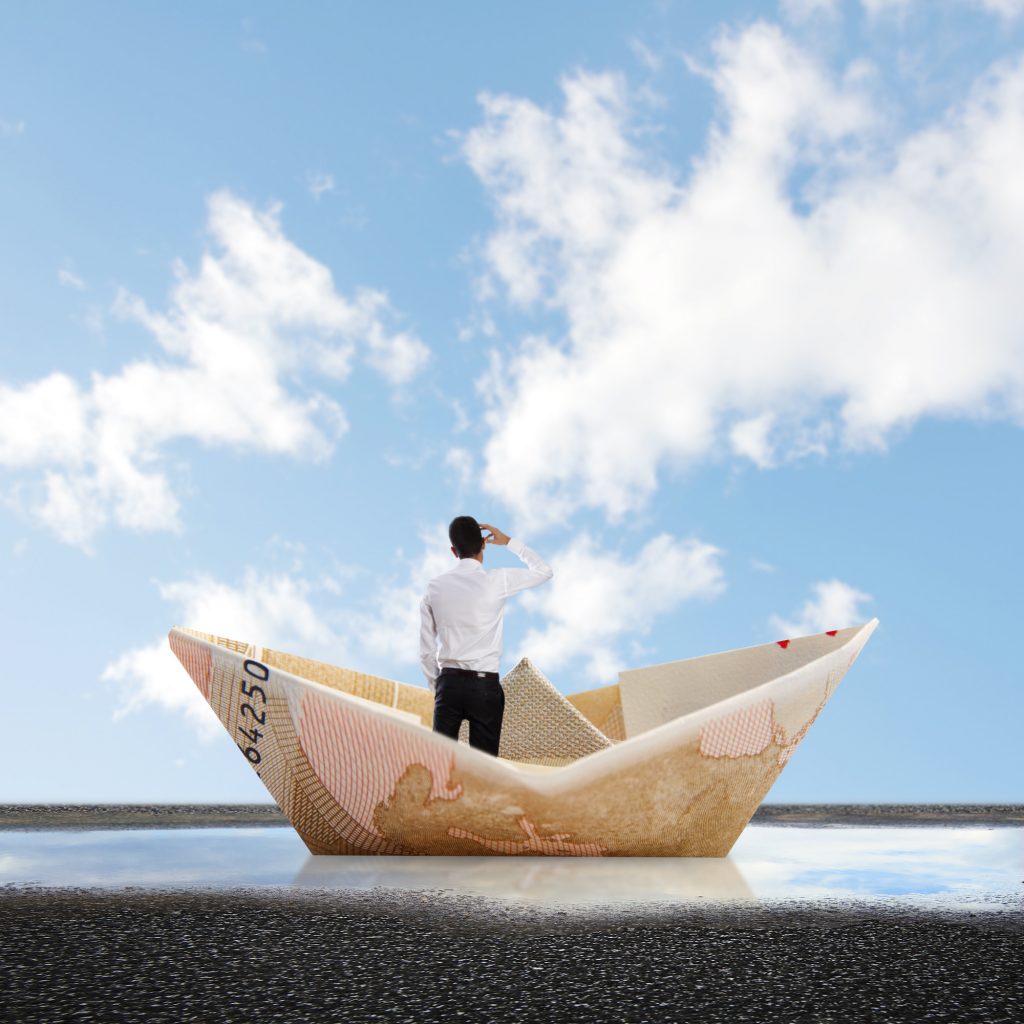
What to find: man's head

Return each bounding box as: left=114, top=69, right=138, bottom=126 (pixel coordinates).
left=449, top=515, right=484, bottom=560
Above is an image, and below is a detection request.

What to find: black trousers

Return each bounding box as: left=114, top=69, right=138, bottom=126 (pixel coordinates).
left=432, top=668, right=505, bottom=756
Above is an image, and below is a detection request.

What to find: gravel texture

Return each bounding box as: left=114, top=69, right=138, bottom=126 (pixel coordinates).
left=752, top=804, right=1024, bottom=827
left=0, top=804, right=288, bottom=830
left=1, top=888, right=1021, bottom=1023
left=3, top=803, right=1022, bottom=830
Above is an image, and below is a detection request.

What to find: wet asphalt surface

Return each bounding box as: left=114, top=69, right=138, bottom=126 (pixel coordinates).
left=2, top=888, right=1022, bottom=1024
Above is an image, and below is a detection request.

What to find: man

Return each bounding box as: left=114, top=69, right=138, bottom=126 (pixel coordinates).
left=419, top=516, right=553, bottom=756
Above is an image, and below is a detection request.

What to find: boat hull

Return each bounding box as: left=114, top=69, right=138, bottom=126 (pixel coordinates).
left=169, top=621, right=877, bottom=856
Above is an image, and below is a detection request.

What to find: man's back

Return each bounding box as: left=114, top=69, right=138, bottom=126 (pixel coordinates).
left=420, top=518, right=553, bottom=756
left=419, top=534, right=553, bottom=687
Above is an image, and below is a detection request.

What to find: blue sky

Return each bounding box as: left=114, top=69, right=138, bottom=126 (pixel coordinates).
left=2, top=0, right=1022, bottom=804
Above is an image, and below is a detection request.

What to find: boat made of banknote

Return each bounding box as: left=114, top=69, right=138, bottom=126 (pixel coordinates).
left=169, top=618, right=878, bottom=857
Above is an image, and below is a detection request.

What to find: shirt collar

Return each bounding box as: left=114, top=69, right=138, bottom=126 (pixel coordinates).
left=454, top=557, right=483, bottom=572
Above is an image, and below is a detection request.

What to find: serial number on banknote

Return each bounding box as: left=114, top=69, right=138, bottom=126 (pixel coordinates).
left=237, top=659, right=269, bottom=775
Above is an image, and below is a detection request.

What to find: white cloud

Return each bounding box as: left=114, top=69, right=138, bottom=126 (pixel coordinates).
left=0, top=374, right=89, bottom=468
left=517, top=533, right=725, bottom=683
left=0, top=118, right=25, bottom=137
left=57, top=268, right=86, bottom=290
left=362, top=307, right=431, bottom=385
left=307, top=170, right=335, bottom=201
left=0, top=189, right=429, bottom=547
left=104, top=567, right=348, bottom=739
left=769, top=578, right=873, bottom=636
left=729, top=412, right=777, bottom=468
left=460, top=22, right=1024, bottom=531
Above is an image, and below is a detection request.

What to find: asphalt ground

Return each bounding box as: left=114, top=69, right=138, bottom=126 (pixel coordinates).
left=3, top=809, right=1022, bottom=1021
left=1, top=887, right=1021, bottom=1024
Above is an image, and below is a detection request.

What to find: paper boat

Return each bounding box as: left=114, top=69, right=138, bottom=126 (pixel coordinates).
left=169, top=619, right=877, bottom=857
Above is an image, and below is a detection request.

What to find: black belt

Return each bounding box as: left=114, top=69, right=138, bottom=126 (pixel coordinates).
left=437, top=666, right=499, bottom=683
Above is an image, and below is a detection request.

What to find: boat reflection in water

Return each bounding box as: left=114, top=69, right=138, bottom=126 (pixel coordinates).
left=291, top=853, right=755, bottom=906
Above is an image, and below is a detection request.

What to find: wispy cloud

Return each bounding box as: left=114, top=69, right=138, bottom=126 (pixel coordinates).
left=976, top=0, right=1024, bottom=16
left=57, top=268, right=86, bottom=290
left=780, top=0, right=840, bottom=22
left=860, top=0, right=912, bottom=17
left=0, top=189, right=429, bottom=548
left=769, top=578, right=873, bottom=636
left=460, top=22, right=1024, bottom=530
left=0, top=118, right=26, bottom=137
left=863, top=0, right=1024, bottom=18
left=444, top=446, right=475, bottom=490
left=628, top=37, right=664, bottom=73
left=306, top=170, right=336, bottom=201
left=240, top=17, right=267, bottom=54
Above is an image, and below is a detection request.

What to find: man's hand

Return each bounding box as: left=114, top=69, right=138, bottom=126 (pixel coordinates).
left=479, top=523, right=510, bottom=546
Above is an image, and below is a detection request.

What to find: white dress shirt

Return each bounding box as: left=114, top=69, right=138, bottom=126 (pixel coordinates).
left=419, top=537, right=553, bottom=690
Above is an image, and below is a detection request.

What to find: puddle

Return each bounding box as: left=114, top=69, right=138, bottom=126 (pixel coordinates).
left=1, top=825, right=1021, bottom=913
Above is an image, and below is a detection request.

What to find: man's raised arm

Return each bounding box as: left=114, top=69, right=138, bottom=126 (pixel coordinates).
left=480, top=523, right=553, bottom=598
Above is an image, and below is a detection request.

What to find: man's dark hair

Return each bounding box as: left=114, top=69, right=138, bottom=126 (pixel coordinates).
left=449, top=515, right=484, bottom=558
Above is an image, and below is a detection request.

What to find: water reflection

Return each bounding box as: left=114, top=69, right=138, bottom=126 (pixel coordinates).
left=292, top=853, right=754, bottom=904
left=735, top=826, right=1024, bottom=910
left=0, top=825, right=1021, bottom=912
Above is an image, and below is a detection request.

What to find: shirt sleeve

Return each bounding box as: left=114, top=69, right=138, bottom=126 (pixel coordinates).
left=500, top=537, right=554, bottom=598
left=419, top=593, right=440, bottom=691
